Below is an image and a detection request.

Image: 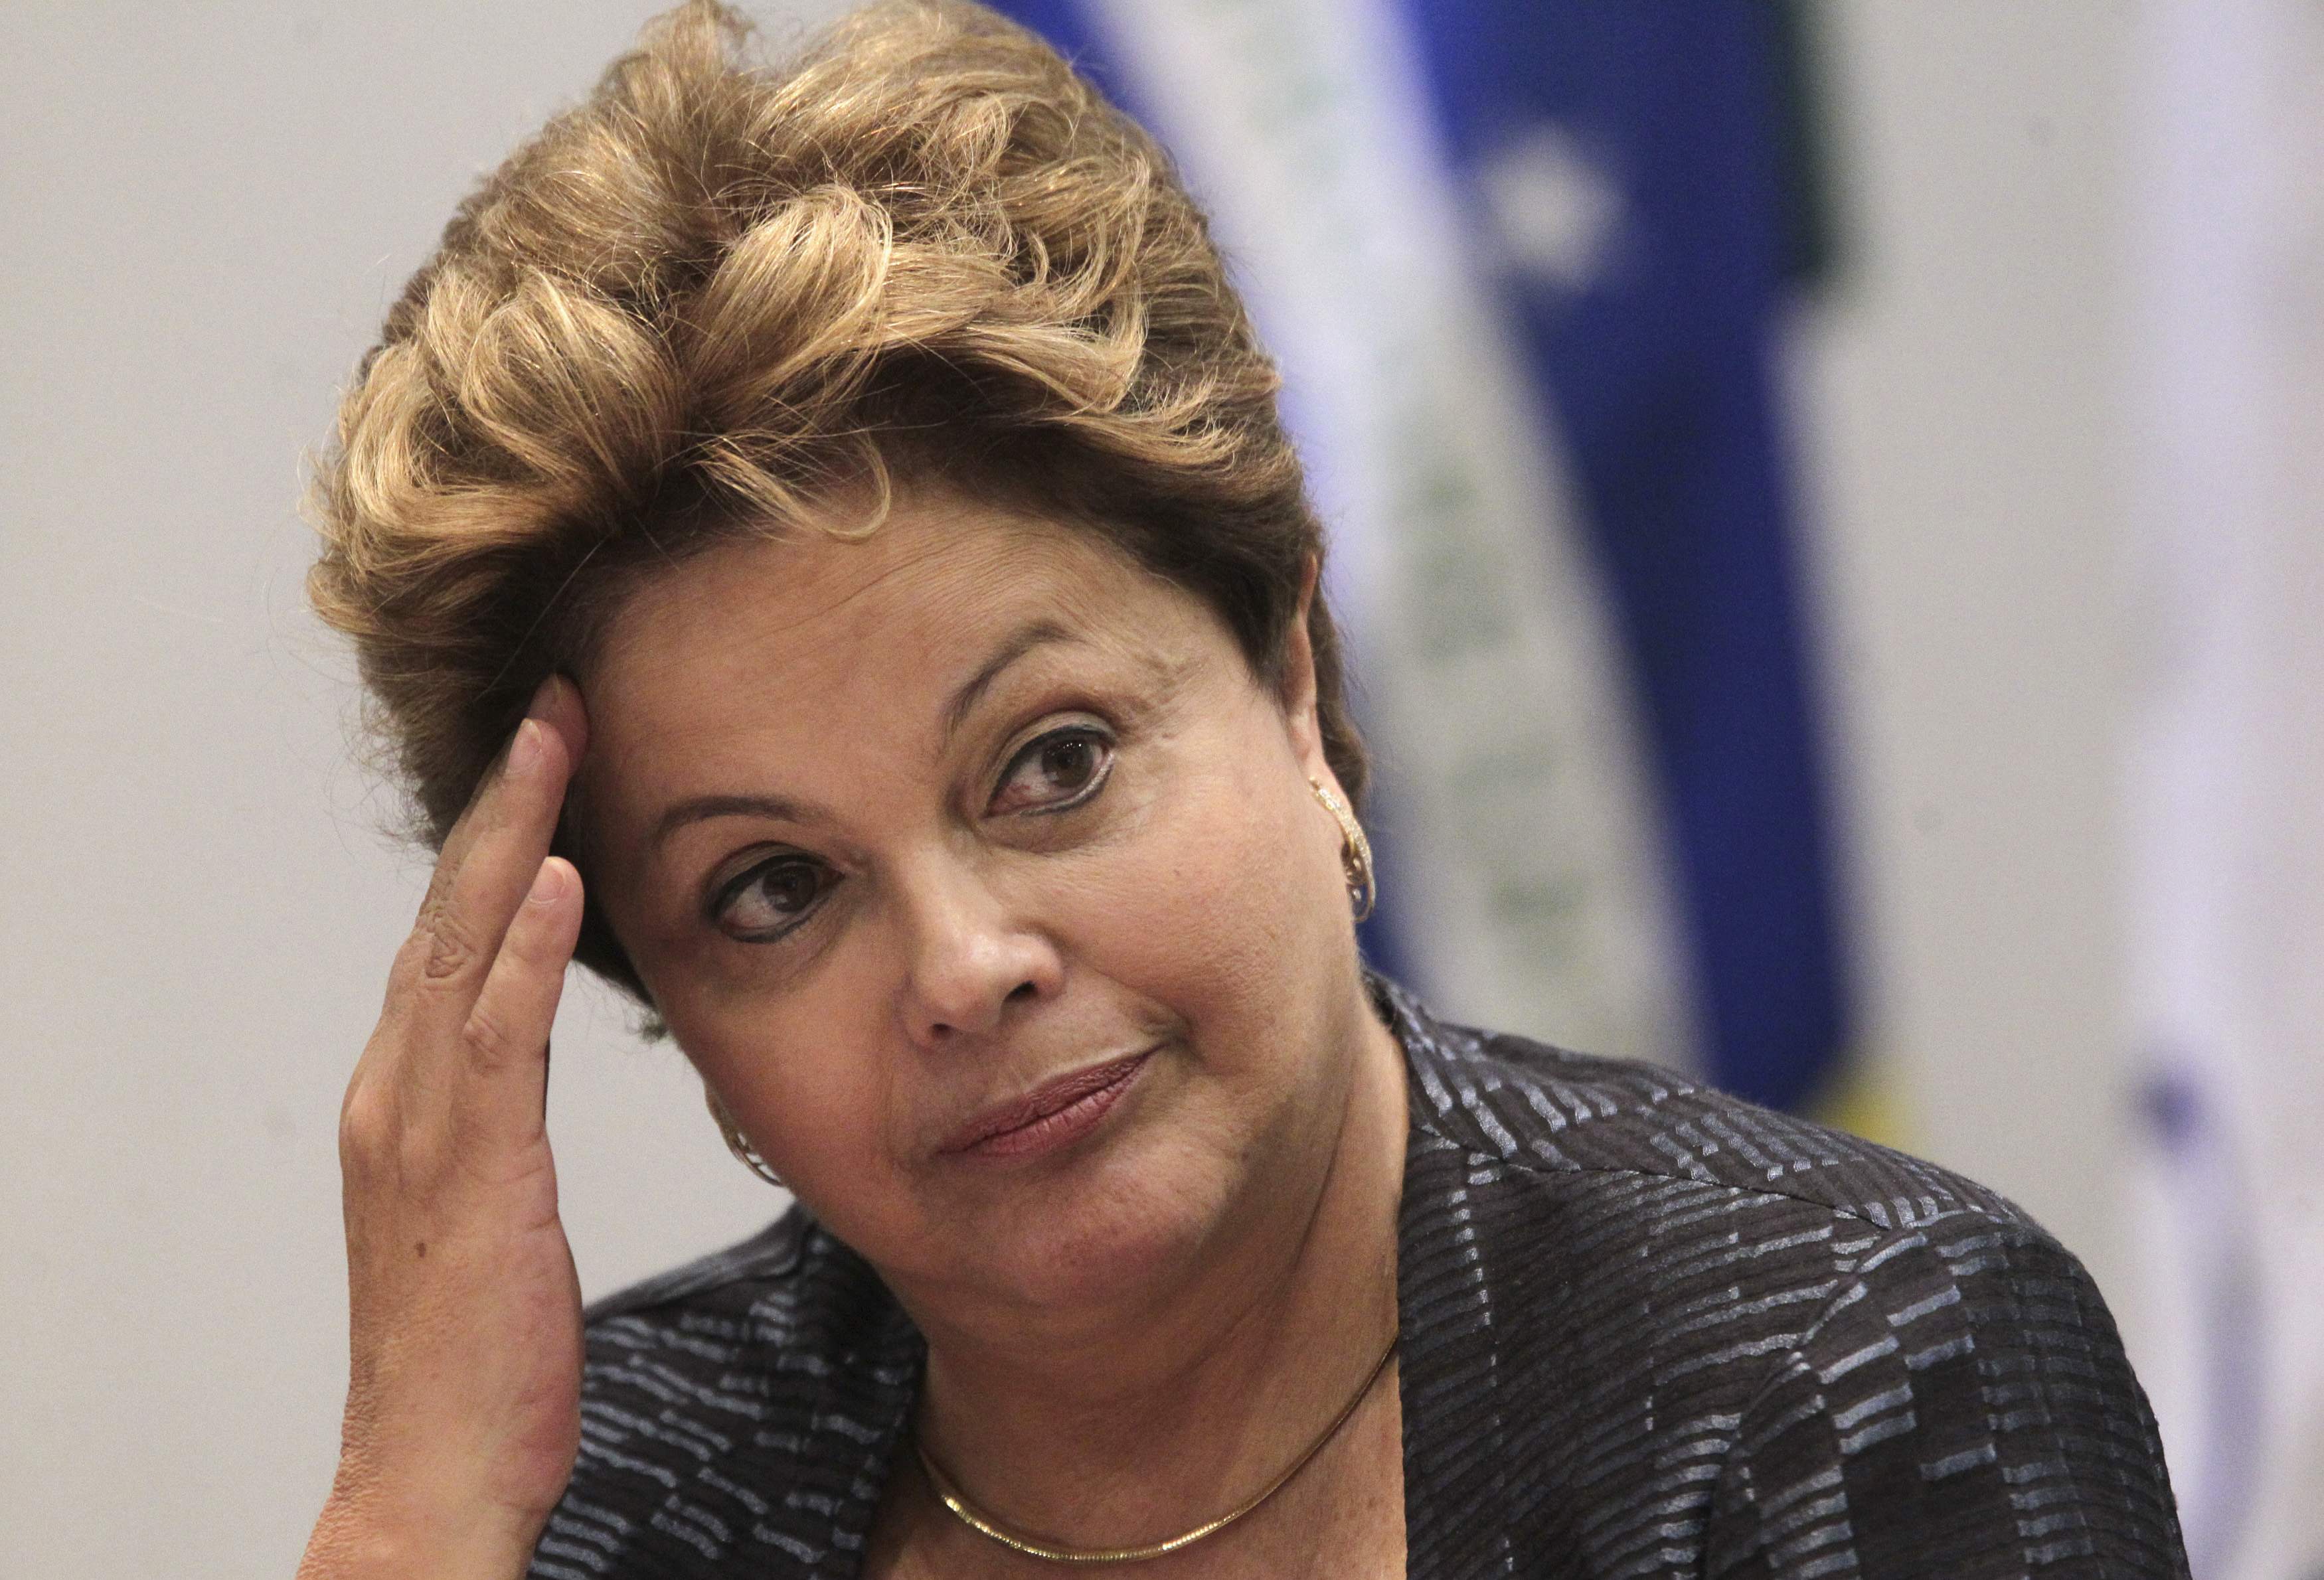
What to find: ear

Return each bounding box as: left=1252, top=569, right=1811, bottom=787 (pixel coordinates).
left=1278, top=554, right=1331, bottom=782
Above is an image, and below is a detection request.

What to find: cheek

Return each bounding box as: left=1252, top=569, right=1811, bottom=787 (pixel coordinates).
left=1062, top=720, right=1338, bottom=1054
left=670, top=951, right=913, bottom=1187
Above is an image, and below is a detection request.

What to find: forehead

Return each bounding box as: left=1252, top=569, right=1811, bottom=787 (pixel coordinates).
left=576, top=495, right=1206, bottom=795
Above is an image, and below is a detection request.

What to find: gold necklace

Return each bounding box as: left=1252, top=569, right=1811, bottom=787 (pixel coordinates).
left=914, top=1326, right=1398, bottom=1565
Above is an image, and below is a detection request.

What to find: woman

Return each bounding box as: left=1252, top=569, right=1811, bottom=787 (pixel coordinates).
left=297, top=3, right=2187, bottom=1577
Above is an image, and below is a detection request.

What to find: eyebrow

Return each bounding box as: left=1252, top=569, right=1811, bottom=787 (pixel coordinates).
left=940, top=617, right=1078, bottom=743
left=651, top=791, right=818, bottom=850
left=645, top=619, right=1082, bottom=852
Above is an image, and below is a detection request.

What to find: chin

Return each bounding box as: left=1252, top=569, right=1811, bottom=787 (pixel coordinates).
left=952, top=1105, right=1252, bottom=1316
left=983, top=1188, right=1231, bottom=1318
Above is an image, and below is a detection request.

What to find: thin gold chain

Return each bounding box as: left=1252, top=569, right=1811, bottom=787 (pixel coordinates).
left=914, top=1326, right=1400, bottom=1565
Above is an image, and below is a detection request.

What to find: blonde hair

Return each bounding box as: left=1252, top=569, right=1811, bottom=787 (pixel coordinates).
left=308, top=0, right=1363, bottom=999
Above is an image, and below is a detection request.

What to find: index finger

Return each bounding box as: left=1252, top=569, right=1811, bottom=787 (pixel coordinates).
left=397, top=676, right=590, bottom=1003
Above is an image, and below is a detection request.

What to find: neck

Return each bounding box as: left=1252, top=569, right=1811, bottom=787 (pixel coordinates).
left=896, top=980, right=1409, bottom=1549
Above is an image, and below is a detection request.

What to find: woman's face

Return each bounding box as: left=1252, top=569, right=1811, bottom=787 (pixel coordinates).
left=574, top=491, right=1374, bottom=1320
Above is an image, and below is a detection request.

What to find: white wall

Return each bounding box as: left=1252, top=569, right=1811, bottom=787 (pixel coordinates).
left=0, top=3, right=2159, bottom=1575
left=1793, top=2, right=2141, bottom=1324
left=0, top=7, right=845, bottom=1575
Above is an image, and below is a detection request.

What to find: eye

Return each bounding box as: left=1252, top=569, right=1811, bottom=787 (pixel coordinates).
left=710, top=854, right=838, bottom=943
left=990, top=724, right=1114, bottom=816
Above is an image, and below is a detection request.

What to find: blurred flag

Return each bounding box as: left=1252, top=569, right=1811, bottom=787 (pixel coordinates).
left=991, top=0, right=1862, bottom=1120
left=2124, top=3, right=2324, bottom=1575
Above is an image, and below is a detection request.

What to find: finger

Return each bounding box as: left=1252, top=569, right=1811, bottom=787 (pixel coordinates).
left=528, top=674, right=590, bottom=768
left=395, top=680, right=587, bottom=1009
left=417, top=672, right=586, bottom=930
left=454, top=856, right=584, bottom=1148
left=396, top=717, right=569, bottom=1008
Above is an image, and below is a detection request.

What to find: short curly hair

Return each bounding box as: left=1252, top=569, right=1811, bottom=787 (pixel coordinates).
left=307, top=0, right=1363, bottom=1002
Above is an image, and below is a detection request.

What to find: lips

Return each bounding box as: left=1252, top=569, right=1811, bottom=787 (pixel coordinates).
left=943, top=1050, right=1151, bottom=1159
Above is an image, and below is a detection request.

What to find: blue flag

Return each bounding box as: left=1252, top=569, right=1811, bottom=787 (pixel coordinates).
left=988, top=0, right=1849, bottom=1113
left=1402, top=1, right=1848, bottom=1110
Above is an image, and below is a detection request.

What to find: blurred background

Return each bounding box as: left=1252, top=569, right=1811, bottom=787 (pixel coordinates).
left=3, top=1, right=2318, bottom=1575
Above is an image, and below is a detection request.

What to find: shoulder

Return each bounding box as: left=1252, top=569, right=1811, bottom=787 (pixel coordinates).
left=571, top=1205, right=908, bottom=1387
left=1701, top=1210, right=2189, bottom=1575
left=1380, top=974, right=2026, bottom=1236
left=580, top=1208, right=813, bottom=1325
left=529, top=1208, right=919, bottom=1580
left=1379, top=979, right=2189, bottom=1576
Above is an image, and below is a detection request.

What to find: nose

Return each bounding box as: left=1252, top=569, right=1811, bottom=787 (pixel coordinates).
left=894, top=850, right=1062, bottom=1050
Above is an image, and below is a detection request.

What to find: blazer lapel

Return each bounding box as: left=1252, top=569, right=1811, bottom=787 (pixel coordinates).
left=1391, top=985, right=1518, bottom=1579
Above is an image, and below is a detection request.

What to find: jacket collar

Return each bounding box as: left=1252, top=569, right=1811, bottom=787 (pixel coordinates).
left=1376, top=975, right=1519, bottom=1579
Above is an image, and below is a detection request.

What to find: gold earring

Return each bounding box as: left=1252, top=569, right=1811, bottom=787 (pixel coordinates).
left=1309, top=778, right=1376, bottom=922
left=705, top=1085, right=786, bottom=1189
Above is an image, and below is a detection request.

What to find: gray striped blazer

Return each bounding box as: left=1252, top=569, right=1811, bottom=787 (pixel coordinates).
left=529, top=977, right=2189, bottom=1577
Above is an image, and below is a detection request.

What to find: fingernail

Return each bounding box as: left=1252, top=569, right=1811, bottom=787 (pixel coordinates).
left=528, top=859, right=566, bottom=905
left=510, top=718, right=543, bottom=775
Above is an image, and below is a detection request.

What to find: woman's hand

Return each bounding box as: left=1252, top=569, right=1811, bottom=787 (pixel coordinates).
left=300, top=679, right=592, bottom=1580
